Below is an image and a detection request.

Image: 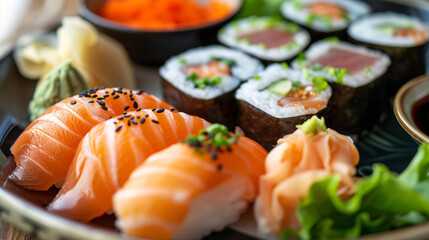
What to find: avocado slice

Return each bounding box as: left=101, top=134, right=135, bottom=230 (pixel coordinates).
left=266, top=79, right=292, bottom=96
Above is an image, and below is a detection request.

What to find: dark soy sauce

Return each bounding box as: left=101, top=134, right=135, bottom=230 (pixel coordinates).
left=412, top=94, right=429, bottom=136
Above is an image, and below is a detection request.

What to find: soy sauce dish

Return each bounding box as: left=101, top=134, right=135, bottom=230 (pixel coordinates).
left=394, top=75, right=429, bottom=143
left=78, top=0, right=242, bottom=64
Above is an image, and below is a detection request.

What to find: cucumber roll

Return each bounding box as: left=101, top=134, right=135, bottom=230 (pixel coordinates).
left=348, top=12, right=429, bottom=95
left=281, top=0, right=370, bottom=41
left=160, top=45, right=263, bottom=129
left=218, top=16, right=310, bottom=63
left=292, top=39, right=391, bottom=135
left=236, top=63, right=331, bottom=150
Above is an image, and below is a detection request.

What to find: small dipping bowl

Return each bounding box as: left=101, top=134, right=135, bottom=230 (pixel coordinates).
left=79, top=0, right=242, bottom=65
left=394, top=75, right=429, bottom=144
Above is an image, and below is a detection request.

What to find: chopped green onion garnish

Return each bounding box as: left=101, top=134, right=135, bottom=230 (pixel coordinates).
left=258, top=43, right=267, bottom=49
left=292, top=81, right=301, bottom=91
left=311, top=63, right=323, bottom=71
left=186, top=72, right=222, bottom=89
left=312, top=77, right=328, bottom=92
left=302, top=68, right=311, bottom=79
left=177, top=57, right=186, bottom=64
left=281, top=62, right=289, bottom=69
left=242, top=38, right=252, bottom=45
left=283, top=23, right=300, bottom=33
left=254, top=75, right=261, bottom=80
left=297, top=53, right=307, bottom=67
left=323, top=36, right=340, bottom=43
left=365, top=68, right=371, bottom=73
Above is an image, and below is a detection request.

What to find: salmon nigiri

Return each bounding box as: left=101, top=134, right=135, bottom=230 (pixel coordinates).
left=10, top=87, right=171, bottom=191
left=48, top=109, right=210, bottom=222
left=113, top=124, right=267, bottom=239
left=255, top=116, right=359, bottom=235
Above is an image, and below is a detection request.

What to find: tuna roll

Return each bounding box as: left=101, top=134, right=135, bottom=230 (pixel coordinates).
left=292, top=39, right=391, bottom=135
left=160, top=45, right=263, bottom=129
left=236, top=63, right=331, bottom=150
left=281, top=0, right=370, bottom=41
left=348, top=12, right=429, bottom=95
left=218, top=16, right=310, bottom=63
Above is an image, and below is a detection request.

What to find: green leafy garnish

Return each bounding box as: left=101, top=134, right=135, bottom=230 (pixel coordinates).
left=281, top=62, right=289, bottom=69
left=254, top=75, right=261, bottom=80
left=187, top=72, right=222, bottom=89
left=306, top=14, right=316, bottom=26
left=365, top=67, right=371, bottom=73
left=297, top=53, right=307, bottom=67
left=177, top=57, right=186, bottom=64
left=282, top=41, right=300, bottom=51
left=241, top=38, right=252, bottom=45
left=293, top=0, right=303, bottom=9
left=305, top=14, right=332, bottom=27
left=292, top=81, right=301, bottom=91
left=324, top=36, right=340, bottom=42
left=283, top=23, right=300, bottom=33
left=312, top=77, right=328, bottom=92
left=258, top=43, right=267, bottom=49
left=185, top=124, right=240, bottom=157
left=297, top=116, right=327, bottom=137
left=264, top=16, right=283, bottom=28
left=281, top=143, right=429, bottom=240
left=324, top=66, right=348, bottom=84
left=302, top=68, right=311, bottom=79
left=311, top=63, right=323, bottom=71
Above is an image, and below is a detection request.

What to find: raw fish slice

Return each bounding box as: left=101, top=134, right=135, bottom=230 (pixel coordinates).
left=48, top=110, right=211, bottom=222
left=10, top=87, right=171, bottom=191
left=113, top=128, right=267, bottom=239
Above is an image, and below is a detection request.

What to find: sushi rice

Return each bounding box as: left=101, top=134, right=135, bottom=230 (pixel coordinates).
left=218, top=16, right=310, bottom=61
left=159, top=45, right=263, bottom=100
left=236, top=64, right=331, bottom=118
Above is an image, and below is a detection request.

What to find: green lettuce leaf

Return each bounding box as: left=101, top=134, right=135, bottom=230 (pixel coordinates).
left=282, top=143, right=429, bottom=240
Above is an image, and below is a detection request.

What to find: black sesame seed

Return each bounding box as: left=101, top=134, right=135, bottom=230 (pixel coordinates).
left=97, top=100, right=105, bottom=106
left=132, top=121, right=138, bottom=125
left=211, top=152, right=217, bottom=160
left=127, top=120, right=131, bottom=126
left=118, top=87, right=123, bottom=91
left=124, top=106, right=130, bottom=111
left=113, top=121, right=117, bottom=124
left=130, top=116, right=135, bottom=120
left=145, top=114, right=149, bottom=117
left=217, top=164, right=223, bottom=172
left=103, top=95, right=109, bottom=98
left=136, top=116, right=141, bottom=119
left=88, top=100, right=95, bottom=103
left=101, top=106, right=108, bottom=111
left=70, top=100, right=76, bottom=105
left=151, top=119, right=160, bottom=124
left=152, top=108, right=156, bottom=111
left=140, top=118, right=146, bottom=124
left=118, top=116, right=124, bottom=120
left=130, top=97, right=135, bottom=101
left=92, top=95, right=98, bottom=98
left=100, top=86, right=106, bottom=90
left=133, top=102, right=138, bottom=109
left=170, top=108, right=176, bottom=112
left=129, top=91, right=133, bottom=97
left=123, top=91, right=128, bottom=95
left=124, top=115, right=131, bottom=118
left=156, top=108, right=165, bottom=113
left=123, top=112, right=127, bottom=115
left=136, top=108, right=142, bottom=112
left=105, top=91, right=109, bottom=94
left=115, top=125, right=123, bottom=132
left=137, top=89, right=144, bottom=95
left=113, top=95, right=120, bottom=100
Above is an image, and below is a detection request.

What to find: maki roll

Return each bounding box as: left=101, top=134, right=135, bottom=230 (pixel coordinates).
left=160, top=45, right=263, bottom=129
left=281, top=0, right=370, bottom=41
left=218, top=16, right=310, bottom=63
left=348, top=12, right=429, bottom=94
left=292, top=39, right=391, bottom=135
left=235, top=63, right=332, bottom=150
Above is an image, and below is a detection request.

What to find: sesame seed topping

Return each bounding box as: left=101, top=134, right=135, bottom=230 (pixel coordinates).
left=113, top=95, right=120, bottom=100
left=70, top=100, right=76, bottom=105
left=130, top=116, right=135, bottom=120
left=217, top=164, right=223, bottom=172
left=140, top=118, right=146, bottom=124
left=132, top=121, right=138, bottom=125
left=88, top=100, right=94, bottom=103
left=105, top=91, right=109, bottom=94
left=118, top=116, right=124, bottom=120
left=211, top=152, right=217, bottom=160
left=127, top=120, right=131, bottom=126
left=124, top=115, right=131, bottom=118
left=115, top=126, right=122, bottom=132
left=130, top=97, right=135, bottom=101
left=151, top=119, right=160, bottom=124
left=156, top=108, right=165, bottom=113
left=136, top=108, right=142, bottom=112
left=113, top=121, right=117, bottom=124
left=170, top=108, right=176, bottom=112
left=101, top=106, right=108, bottom=111
left=123, top=91, right=128, bottom=95
left=133, top=102, right=138, bottom=109
left=124, top=106, right=130, bottom=111
left=136, top=116, right=141, bottom=119
left=92, top=95, right=98, bottom=98
left=97, top=100, right=105, bottom=106
left=152, top=108, right=156, bottom=111
left=97, top=97, right=104, bottom=101
left=145, top=114, right=149, bottom=117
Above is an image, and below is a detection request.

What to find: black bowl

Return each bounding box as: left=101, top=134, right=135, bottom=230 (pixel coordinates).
left=78, top=0, right=243, bottom=65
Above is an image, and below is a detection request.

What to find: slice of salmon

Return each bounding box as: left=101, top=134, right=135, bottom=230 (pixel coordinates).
left=307, top=2, right=346, bottom=20
left=10, top=87, right=171, bottom=191
left=113, top=137, right=267, bottom=239
left=184, top=60, right=231, bottom=78
left=47, top=109, right=211, bottom=222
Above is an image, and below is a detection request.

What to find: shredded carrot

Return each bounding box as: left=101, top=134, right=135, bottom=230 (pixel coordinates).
left=98, top=0, right=232, bottom=30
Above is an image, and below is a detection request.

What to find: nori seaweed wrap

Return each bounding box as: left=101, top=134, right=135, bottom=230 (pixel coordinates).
left=292, top=39, right=391, bottom=135
left=281, top=0, right=370, bottom=41
left=236, top=64, right=332, bottom=150
left=160, top=45, right=263, bottom=129
left=348, top=12, right=429, bottom=95
left=218, top=16, right=310, bottom=63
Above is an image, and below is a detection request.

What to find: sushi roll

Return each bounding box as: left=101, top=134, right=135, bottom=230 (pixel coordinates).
left=113, top=124, right=267, bottom=239
left=291, top=39, right=391, bottom=135
left=235, top=63, right=332, bottom=150
left=281, top=0, right=370, bottom=41
left=160, top=45, right=263, bottom=129
left=218, top=16, right=310, bottom=63
left=348, top=12, right=429, bottom=94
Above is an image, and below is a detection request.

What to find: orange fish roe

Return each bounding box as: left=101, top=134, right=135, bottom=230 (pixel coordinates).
left=98, top=0, right=232, bottom=30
